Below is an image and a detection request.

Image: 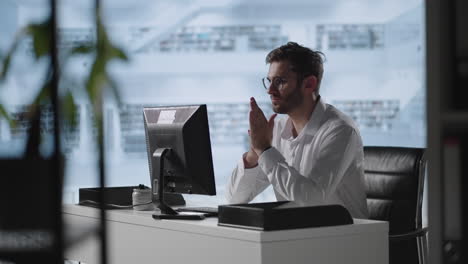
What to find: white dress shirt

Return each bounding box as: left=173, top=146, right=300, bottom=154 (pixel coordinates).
left=226, top=98, right=369, bottom=219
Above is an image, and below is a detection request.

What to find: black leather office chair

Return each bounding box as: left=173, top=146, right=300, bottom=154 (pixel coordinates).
left=363, top=146, right=427, bottom=264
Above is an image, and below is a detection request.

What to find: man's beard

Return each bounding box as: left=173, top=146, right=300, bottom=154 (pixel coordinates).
left=271, top=85, right=304, bottom=114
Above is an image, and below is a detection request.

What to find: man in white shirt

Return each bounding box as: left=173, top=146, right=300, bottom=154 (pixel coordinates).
left=226, top=42, right=369, bottom=219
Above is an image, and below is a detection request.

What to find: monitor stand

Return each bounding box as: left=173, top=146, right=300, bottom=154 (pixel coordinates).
left=151, top=148, right=205, bottom=220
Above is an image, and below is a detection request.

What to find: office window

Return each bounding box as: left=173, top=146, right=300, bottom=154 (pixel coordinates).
left=0, top=0, right=426, bottom=205
left=316, top=24, right=385, bottom=50
left=132, top=25, right=288, bottom=53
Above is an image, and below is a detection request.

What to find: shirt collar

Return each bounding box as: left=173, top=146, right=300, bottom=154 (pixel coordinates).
left=280, top=96, right=327, bottom=141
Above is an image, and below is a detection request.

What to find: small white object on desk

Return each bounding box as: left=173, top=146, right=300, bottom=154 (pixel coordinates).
left=132, top=187, right=154, bottom=211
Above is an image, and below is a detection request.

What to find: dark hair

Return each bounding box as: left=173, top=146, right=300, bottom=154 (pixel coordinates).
left=265, top=42, right=325, bottom=93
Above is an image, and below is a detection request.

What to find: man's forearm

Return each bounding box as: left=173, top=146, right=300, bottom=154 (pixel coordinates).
left=227, top=159, right=270, bottom=204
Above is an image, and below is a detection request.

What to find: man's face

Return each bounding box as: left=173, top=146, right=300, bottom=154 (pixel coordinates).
left=266, top=61, right=304, bottom=114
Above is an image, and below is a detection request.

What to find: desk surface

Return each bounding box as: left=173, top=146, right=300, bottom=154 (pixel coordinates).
left=63, top=204, right=387, bottom=243
left=63, top=204, right=389, bottom=264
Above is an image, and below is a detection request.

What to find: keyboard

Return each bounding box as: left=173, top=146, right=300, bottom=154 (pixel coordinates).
left=176, top=206, right=218, bottom=215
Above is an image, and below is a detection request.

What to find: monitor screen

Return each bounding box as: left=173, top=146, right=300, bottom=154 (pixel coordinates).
left=143, top=104, right=216, bottom=217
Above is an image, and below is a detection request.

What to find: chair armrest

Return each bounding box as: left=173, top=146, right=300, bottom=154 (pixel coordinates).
left=389, top=227, right=428, bottom=242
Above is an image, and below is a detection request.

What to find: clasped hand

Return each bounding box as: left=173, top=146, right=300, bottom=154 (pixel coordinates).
left=248, top=97, right=277, bottom=156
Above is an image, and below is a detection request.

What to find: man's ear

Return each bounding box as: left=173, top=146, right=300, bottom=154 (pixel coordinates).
left=304, top=75, right=318, bottom=95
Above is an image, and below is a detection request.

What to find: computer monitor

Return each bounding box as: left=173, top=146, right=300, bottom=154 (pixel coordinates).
left=143, top=104, right=216, bottom=220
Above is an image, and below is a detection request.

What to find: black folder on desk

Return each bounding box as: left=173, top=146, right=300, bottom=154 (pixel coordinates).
left=78, top=186, right=185, bottom=209
left=218, top=201, right=353, bottom=231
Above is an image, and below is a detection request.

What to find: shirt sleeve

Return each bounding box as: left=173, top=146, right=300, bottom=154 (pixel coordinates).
left=258, top=125, right=360, bottom=206
left=225, top=153, right=271, bottom=204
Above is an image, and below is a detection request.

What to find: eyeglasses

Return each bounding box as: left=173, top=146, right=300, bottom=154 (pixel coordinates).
left=262, top=77, right=288, bottom=91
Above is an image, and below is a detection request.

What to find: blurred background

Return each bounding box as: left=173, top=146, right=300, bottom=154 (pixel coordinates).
left=0, top=0, right=425, bottom=206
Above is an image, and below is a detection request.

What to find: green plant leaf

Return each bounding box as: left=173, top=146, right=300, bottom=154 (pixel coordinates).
left=0, top=104, right=15, bottom=128
left=27, top=20, right=52, bottom=59
left=1, top=28, right=28, bottom=81
left=0, top=104, right=9, bottom=119
left=109, top=46, right=128, bottom=61
left=62, top=91, right=78, bottom=128
left=85, top=60, right=106, bottom=109
left=107, top=75, right=122, bottom=106
left=71, top=44, right=95, bottom=55
left=0, top=52, right=13, bottom=81
left=35, top=74, right=52, bottom=104
left=97, top=19, right=116, bottom=62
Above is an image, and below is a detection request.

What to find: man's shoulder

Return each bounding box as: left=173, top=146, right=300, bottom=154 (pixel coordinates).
left=323, top=103, right=360, bottom=133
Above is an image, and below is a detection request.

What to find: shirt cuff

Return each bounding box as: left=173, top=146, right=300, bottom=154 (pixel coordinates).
left=258, top=147, right=284, bottom=178
left=237, top=157, right=261, bottom=181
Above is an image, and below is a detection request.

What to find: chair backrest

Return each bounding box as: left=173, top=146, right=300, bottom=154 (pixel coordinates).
left=363, top=146, right=426, bottom=264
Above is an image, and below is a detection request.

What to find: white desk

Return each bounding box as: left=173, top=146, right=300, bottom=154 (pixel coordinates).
left=63, top=204, right=388, bottom=264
